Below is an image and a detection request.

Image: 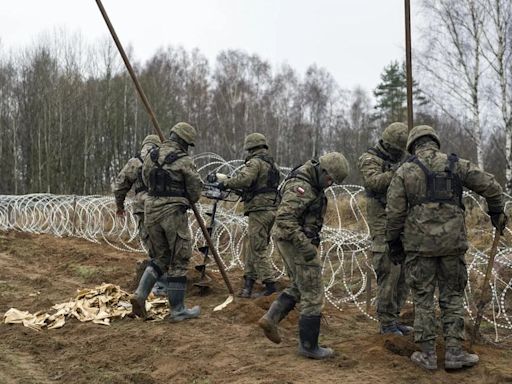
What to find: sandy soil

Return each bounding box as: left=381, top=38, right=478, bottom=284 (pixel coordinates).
left=1, top=231, right=511, bottom=384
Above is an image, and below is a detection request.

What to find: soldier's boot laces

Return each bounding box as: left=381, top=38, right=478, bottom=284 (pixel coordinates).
left=258, top=292, right=296, bottom=344
left=298, top=314, right=334, bottom=360
left=395, top=323, right=414, bottom=335
left=411, top=349, right=438, bottom=370
left=130, top=266, right=158, bottom=319
left=167, top=276, right=201, bottom=323
left=380, top=323, right=404, bottom=336
left=238, top=276, right=255, bottom=298
left=445, top=347, right=479, bottom=370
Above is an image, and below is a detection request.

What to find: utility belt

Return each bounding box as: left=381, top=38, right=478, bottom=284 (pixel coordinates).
left=148, top=188, right=187, bottom=198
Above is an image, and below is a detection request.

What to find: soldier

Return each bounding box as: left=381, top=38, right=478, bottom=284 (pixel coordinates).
left=130, top=122, right=203, bottom=323
left=386, top=125, right=507, bottom=370
left=258, top=152, right=349, bottom=360
left=357, top=122, right=412, bottom=336
left=113, top=135, right=167, bottom=292
left=216, top=133, right=280, bottom=298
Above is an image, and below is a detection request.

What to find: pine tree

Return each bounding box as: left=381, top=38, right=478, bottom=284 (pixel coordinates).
left=373, top=61, right=427, bottom=124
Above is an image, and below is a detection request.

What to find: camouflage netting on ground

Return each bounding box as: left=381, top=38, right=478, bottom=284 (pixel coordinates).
left=1, top=153, right=512, bottom=343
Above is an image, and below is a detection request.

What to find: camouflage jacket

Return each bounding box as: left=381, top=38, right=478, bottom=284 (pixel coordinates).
left=142, top=140, right=203, bottom=225
left=358, top=141, right=403, bottom=252
left=112, top=146, right=153, bottom=214
left=386, top=141, right=504, bottom=257
left=273, top=160, right=327, bottom=250
left=223, top=148, right=279, bottom=215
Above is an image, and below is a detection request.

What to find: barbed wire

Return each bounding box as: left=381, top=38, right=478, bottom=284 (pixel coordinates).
left=1, top=153, right=512, bottom=344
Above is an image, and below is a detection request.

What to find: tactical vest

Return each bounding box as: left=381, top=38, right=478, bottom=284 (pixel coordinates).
left=134, top=153, right=148, bottom=195
left=147, top=148, right=188, bottom=198
left=364, top=146, right=394, bottom=205
left=242, top=154, right=280, bottom=203
left=408, top=153, right=464, bottom=209
left=282, top=161, right=326, bottom=237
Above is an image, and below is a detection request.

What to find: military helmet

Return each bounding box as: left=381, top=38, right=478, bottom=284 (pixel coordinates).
left=406, top=125, right=441, bottom=152
left=319, top=152, right=350, bottom=184
left=170, top=122, right=197, bottom=146
left=382, top=122, right=408, bottom=150
left=244, top=133, right=268, bottom=151
left=142, top=134, right=160, bottom=147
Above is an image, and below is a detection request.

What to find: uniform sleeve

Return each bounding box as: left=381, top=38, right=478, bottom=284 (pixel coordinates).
left=458, top=159, right=504, bottom=212
left=385, top=169, right=408, bottom=241
left=112, top=158, right=139, bottom=210
left=223, top=159, right=260, bottom=190
left=182, top=157, right=203, bottom=204
left=358, top=153, right=394, bottom=193
left=276, top=181, right=317, bottom=253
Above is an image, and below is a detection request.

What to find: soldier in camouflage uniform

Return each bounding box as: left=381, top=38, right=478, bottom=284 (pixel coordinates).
left=216, top=133, right=280, bottom=298
left=131, top=122, right=203, bottom=323
left=358, top=122, right=412, bottom=335
left=113, top=135, right=169, bottom=293
left=258, top=152, right=349, bottom=360
left=386, top=125, right=507, bottom=370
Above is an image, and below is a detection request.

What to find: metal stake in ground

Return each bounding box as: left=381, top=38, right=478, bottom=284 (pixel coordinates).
left=469, top=230, right=501, bottom=350
left=94, top=0, right=235, bottom=309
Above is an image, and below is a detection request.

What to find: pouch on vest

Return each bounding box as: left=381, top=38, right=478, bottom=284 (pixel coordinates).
left=147, top=148, right=188, bottom=197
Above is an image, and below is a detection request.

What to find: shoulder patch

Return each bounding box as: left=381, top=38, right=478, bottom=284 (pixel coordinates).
left=296, top=186, right=305, bottom=196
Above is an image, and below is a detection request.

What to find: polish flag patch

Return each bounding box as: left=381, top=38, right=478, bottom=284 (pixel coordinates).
left=296, top=186, right=305, bottom=195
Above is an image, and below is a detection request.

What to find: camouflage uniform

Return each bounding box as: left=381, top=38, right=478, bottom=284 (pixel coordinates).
left=113, top=143, right=156, bottom=258
left=142, top=140, right=202, bottom=278
left=258, top=152, right=349, bottom=360
left=131, top=122, right=203, bottom=323
left=386, top=125, right=505, bottom=370
left=358, top=127, right=409, bottom=333
left=223, top=145, right=279, bottom=296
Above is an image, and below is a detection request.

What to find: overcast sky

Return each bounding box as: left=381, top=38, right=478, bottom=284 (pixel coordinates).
left=0, top=0, right=418, bottom=92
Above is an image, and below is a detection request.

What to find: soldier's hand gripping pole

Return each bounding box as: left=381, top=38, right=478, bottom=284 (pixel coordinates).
left=469, top=230, right=501, bottom=350
left=94, top=0, right=235, bottom=309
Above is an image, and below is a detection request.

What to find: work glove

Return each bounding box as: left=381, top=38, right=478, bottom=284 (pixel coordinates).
left=206, top=172, right=217, bottom=183
left=387, top=238, right=405, bottom=265
left=303, top=228, right=321, bottom=247
left=489, top=210, right=508, bottom=235
left=116, top=208, right=125, bottom=217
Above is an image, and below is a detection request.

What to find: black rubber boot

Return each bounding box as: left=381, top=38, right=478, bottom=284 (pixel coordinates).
left=253, top=281, right=277, bottom=298
left=167, top=276, right=200, bottom=323
left=298, top=314, right=334, bottom=359
left=130, top=265, right=158, bottom=319
left=258, top=292, right=296, bottom=344
left=238, top=276, right=255, bottom=298
left=380, top=323, right=404, bottom=336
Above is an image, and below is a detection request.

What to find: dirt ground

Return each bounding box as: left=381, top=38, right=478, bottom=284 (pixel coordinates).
left=1, top=231, right=512, bottom=384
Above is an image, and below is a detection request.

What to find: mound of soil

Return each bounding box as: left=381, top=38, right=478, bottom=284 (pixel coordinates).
left=1, top=231, right=511, bottom=384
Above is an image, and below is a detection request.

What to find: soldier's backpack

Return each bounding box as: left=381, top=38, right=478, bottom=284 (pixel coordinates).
left=242, top=154, right=280, bottom=203
left=147, top=148, right=188, bottom=197
left=408, top=153, right=464, bottom=209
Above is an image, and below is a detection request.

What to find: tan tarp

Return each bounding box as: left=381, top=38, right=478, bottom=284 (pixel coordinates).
left=3, top=283, right=169, bottom=330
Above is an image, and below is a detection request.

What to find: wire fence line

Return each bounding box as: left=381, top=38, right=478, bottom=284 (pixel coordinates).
left=1, top=153, right=512, bottom=344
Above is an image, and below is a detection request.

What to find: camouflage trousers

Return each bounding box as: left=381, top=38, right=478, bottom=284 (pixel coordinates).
left=373, top=251, right=408, bottom=325
left=134, top=212, right=155, bottom=259
left=146, top=209, right=192, bottom=278
left=405, top=254, right=467, bottom=347
left=278, top=239, right=324, bottom=316
left=243, top=210, right=276, bottom=283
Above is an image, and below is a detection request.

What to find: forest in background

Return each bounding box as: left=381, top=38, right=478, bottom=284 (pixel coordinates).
left=0, top=0, right=510, bottom=195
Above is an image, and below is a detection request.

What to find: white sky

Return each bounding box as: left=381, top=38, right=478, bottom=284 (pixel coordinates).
left=0, top=0, right=416, bottom=92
